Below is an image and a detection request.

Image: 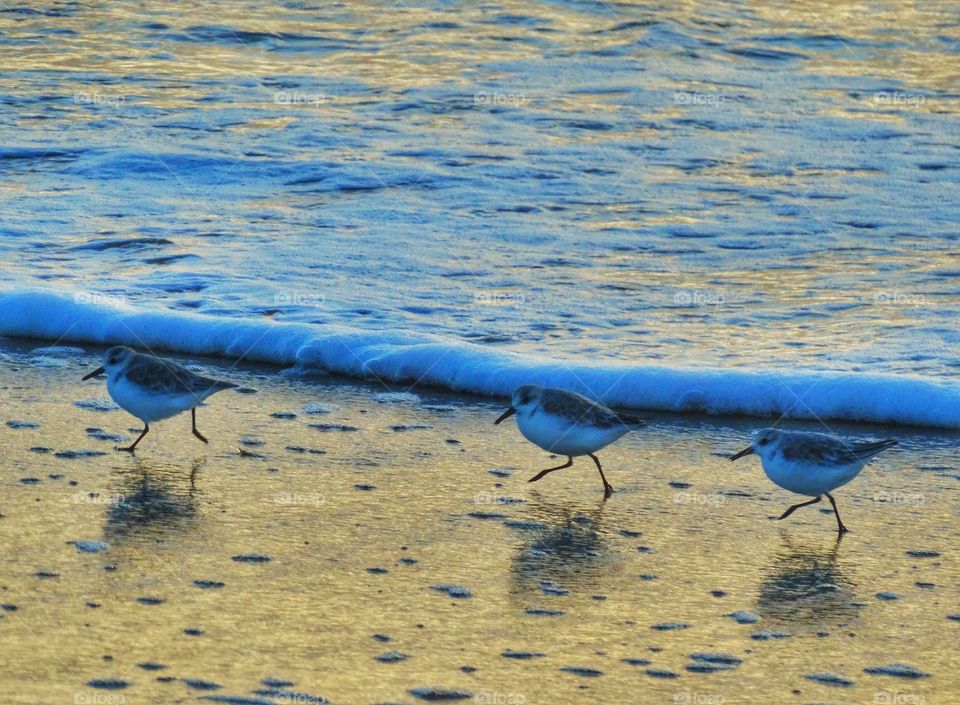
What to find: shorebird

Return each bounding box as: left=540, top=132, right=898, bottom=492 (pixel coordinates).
left=82, top=346, right=238, bottom=453
left=495, top=384, right=647, bottom=497
left=730, top=428, right=897, bottom=534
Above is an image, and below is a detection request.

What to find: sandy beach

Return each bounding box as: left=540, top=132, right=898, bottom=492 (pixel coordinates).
left=1, top=338, right=956, bottom=704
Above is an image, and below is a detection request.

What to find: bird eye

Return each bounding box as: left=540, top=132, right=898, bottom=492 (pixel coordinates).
left=758, top=438, right=769, bottom=446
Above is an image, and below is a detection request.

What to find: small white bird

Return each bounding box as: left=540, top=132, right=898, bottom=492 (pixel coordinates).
left=82, top=346, right=238, bottom=453
left=730, top=428, right=898, bottom=534
left=494, top=384, right=648, bottom=497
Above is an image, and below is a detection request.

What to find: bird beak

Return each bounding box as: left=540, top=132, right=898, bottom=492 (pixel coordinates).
left=494, top=407, right=516, bottom=425
left=82, top=366, right=106, bottom=381
left=729, top=445, right=755, bottom=461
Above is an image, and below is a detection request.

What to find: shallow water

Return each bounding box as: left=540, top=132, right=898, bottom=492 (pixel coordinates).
left=1, top=340, right=957, bottom=704
left=2, top=1, right=960, bottom=375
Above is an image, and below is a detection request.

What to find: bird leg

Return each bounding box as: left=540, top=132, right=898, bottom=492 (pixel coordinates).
left=117, top=424, right=149, bottom=453
left=192, top=407, right=209, bottom=444
left=777, top=495, right=821, bottom=520
left=825, top=492, right=849, bottom=534
left=528, top=456, right=573, bottom=483
left=588, top=453, right=614, bottom=497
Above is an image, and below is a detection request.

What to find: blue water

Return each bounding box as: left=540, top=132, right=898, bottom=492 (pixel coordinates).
left=2, top=2, right=959, bottom=425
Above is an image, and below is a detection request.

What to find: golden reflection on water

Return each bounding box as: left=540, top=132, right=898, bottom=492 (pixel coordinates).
left=1, top=1, right=956, bottom=97
left=755, top=531, right=860, bottom=629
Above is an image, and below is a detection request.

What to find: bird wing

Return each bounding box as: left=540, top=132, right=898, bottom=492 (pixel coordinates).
left=847, top=439, right=898, bottom=461
left=124, top=356, right=236, bottom=396
left=613, top=411, right=649, bottom=428
left=782, top=434, right=896, bottom=465
left=540, top=389, right=647, bottom=429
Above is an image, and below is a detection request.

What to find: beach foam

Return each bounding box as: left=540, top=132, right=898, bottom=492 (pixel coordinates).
left=3, top=289, right=959, bottom=429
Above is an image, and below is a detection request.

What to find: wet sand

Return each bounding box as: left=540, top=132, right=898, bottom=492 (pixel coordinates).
left=1, top=338, right=957, bottom=704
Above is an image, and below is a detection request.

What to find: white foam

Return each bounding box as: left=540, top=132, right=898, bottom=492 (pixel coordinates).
left=4, top=289, right=960, bottom=429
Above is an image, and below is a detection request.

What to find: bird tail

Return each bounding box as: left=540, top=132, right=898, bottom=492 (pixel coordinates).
left=194, top=379, right=239, bottom=397
left=617, top=413, right=650, bottom=428
left=851, top=438, right=897, bottom=460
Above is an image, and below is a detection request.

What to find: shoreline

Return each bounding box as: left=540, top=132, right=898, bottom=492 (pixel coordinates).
left=0, top=337, right=956, bottom=704
left=5, top=289, right=960, bottom=431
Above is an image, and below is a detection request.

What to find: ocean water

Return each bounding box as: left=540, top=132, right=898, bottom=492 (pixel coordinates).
left=2, top=1, right=960, bottom=425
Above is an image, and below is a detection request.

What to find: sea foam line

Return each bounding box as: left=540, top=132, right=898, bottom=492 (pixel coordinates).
left=3, top=289, right=960, bottom=429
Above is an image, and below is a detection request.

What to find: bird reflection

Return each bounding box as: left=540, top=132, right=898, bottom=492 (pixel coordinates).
left=102, top=456, right=203, bottom=544
left=755, top=531, right=860, bottom=629
left=509, top=496, right=620, bottom=598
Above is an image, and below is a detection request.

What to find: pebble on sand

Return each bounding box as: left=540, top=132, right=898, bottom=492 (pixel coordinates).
left=560, top=666, right=603, bottom=677
left=232, top=554, right=272, bottom=563
left=309, top=423, right=359, bottom=432
left=74, top=398, right=119, bottom=411
left=863, top=664, right=931, bottom=679
left=690, top=653, right=742, bottom=666
left=645, top=668, right=679, bottom=679
left=181, top=679, right=221, bottom=690
left=408, top=687, right=473, bottom=701
left=70, top=540, right=109, bottom=553
left=54, top=450, right=107, bottom=459
left=431, top=584, right=472, bottom=598
left=805, top=673, right=854, bottom=687
left=751, top=630, right=791, bottom=640
left=262, top=678, right=295, bottom=688
left=525, top=608, right=564, bottom=617
left=193, top=580, right=225, bottom=589
left=652, top=622, right=689, bottom=631
left=375, top=651, right=408, bottom=663
left=87, top=679, right=130, bottom=690
left=502, top=650, right=545, bottom=659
